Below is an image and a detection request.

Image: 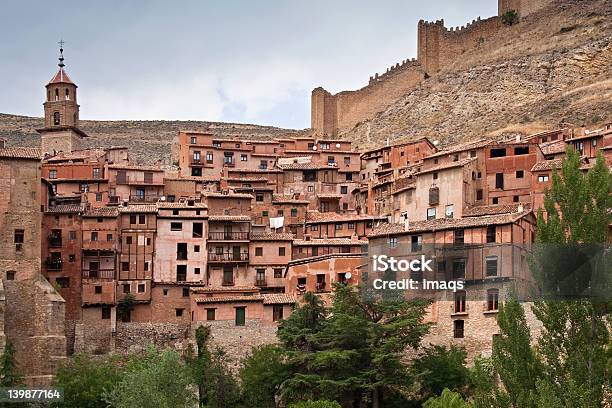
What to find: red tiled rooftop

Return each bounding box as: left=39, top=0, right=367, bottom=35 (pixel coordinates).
left=118, top=204, right=158, bottom=213
left=305, top=211, right=387, bottom=224
left=84, top=207, right=119, bottom=217
left=262, top=293, right=296, bottom=305
left=250, top=232, right=294, bottom=241
left=293, top=237, right=366, bottom=246
left=531, top=158, right=564, bottom=172
left=48, top=67, right=74, bottom=85
left=463, top=203, right=531, bottom=217
left=427, top=139, right=492, bottom=158
left=157, top=201, right=207, bottom=209
left=416, top=157, right=476, bottom=175
left=45, top=204, right=85, bottom=214
left=272, top=194, right=310, bottom=204
left=0, top=147, right=42, bottom=160
left=539, top=140, right=567, bottom=156
left=194, top=295, right=264, bottom=304
left=208, top=215, right=251, bottom=221
left=202, top=192, right=254, bottom=199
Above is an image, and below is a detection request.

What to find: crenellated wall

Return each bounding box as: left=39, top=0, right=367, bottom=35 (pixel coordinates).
left=311, top=0, right=553, bottom=136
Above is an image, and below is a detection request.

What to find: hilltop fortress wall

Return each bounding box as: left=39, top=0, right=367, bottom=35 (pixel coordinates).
left=311, top=0, right=554, bottom=136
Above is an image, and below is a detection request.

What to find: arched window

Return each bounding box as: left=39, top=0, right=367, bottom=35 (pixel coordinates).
left=54, top=88, right=59, bottom=101
left=65, top=89, right=70, bottom=100
left=53, top=112, right=60, bottom=125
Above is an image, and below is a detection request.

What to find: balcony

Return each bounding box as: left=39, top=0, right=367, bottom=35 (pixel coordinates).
left=82, top=240, right=116, bottom=251
left=108, top=196, right=120, bottom=205
left=82, top=268, right=115, bottom=280
left=48, top=235, right=62, bottom=248
left=129, top=195, right=160, bottom=203
left=208, top=231, right=249, bottom=241
left=207, top=252, right=249, bottom=263
left=46, top=258, right=63, bottom=271
left=222, top=279, right=235, bottom=286
left=255, top=278, right=267, bottom=287
left=117, top=176, right=163, bottom=186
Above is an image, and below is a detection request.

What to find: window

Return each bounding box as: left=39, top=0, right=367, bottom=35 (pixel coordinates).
left=14, top=229, right=24, bottom=245
left=101, top=306, right=111, bottom=320
left=259, top=160, right=267, bottom=170
left=177, top=243, right=188, bottom=260
left=190, top=136, right=197, bottom=144
left=486, top=256, right=498, bottom=277
left=327, top=156, right=335, bottom=165
left=514, top=146, right=529, bottom=155
left=193, top=222, right=203, bottom=238
left=123, top=284, right=130, bottom=293
left=487, top=289, right=499, bottom=311
left=426, top=207, right=436, bottom=220
left=346, top=172, right=353, bottom=181
left=176, top=265, right=187, bottom=281
left=206, top=152, right=213, bottom=163
left=486, top=226, right=496, bottom=243
left=320, top=143, right=330, bottom=150
left=453, top=320, right=465, bottom=338
left=163, top=289, right=169, bottom=296
left=130, top=215, right=137, bottom=224
left=454, top=291, right=466, bottom=313
left=121, top=262, right=129, bottom=271
left=308, top=185, right=314, bottom=192
left=126, top=236, right=133, bottom=245
left=538, top=175, right=549, bottom=182
left=335, top=223, right=343, bottom=230
left=223, top=266, right=234, bottom=285
left=311, top=225, right=318, bottom=231
left=176, top=308, right=184, bottom=317
left=241, top=154, right=248, bottom=161
left=213, top=141, right=221, bottom=148
left=95, top=192, right=102, bottom=202
left=279, top=247, right=285, bottom=256
left=256, top=269, right=265, bottom=284
left=171, top=222, right=182, bottom=231
left=273, top=305, right=284, bottom=322
left=255, top=247, right=263, bottom=256
left=411, top=235, right=422, bottom=252
left=69, top=254, right=75, bottom=262
left=107, top=234, right=113, bottom=242
left=469, top=150, right=477, bottom=158
left=495, top=173, right=504, bottom=189
left=206, top=309, right=216, bottom=320
left=388, top=237, right=398, bottom=248
left=454, top=229, right=464, bottom=245
left=173, top=210, right=180, bottom=216
left=516, top=170, right=524, bottom=178
left=80, top=183, right=89, bottom=193
left=274, top=268, right=283, bottom=278
left=91, top=232, right=98, bottom=242
left=49, top=169, right=57, bottom=179
left=513, top=195, right=519, bottom=202
left=291, top=208, right=298, bottom=217
left=344, top=156, right=351, bottom=165
left=182, top=287, right=189, bottom=297
left=144, top=262, right=149, bottom=271
left=137, top=214, right=145, bottom=224
left=453, top=259, right=466, bottom=279
left=277, top=209, right=284, bottom=217
left=262, top=211, right=268, bottom=217
left=235, top=307, right=246, bottom=326
left=492, top=197, right=499, bottom=204
left=452, top=154, right=459, bottom=162
left=445, top=204, right=454, bottom=218
left=340, top=186, right=348, bottom=194
left=433, top=172, right=438, bottom=180
left=348, top=222, right=355, bottom=230
left=69, top=231, right=76, bottom=240
left=592, top=139, right=598, bottom=147
left=256, top=194, right=264, bottom=202
left=53, top=111, right=60, bottom=125
left=194, top=267, right=200, bottom=274
left=490, top=148, right=506, bottom=158
left=95, top=286, right=102, bottom=294
left=194, top=245, right=200, bottom=253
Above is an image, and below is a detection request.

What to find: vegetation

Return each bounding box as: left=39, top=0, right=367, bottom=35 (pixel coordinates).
left=502, top=10, right=519, bottom=26
left=0, top=340, right=22, bottom=387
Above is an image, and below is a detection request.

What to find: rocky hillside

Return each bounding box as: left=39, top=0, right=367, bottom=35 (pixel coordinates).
left=344, top=0, right=612, bottom=148
left=0, top=114, right=304, bottom=164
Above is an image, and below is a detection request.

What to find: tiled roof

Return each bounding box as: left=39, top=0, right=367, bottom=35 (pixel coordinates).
left=305, top=211, right=387, bottom=224
left=193, top=285, right=259, bottom=293
left=368, top=211, right=532, bottom=238
left=108, top=164, right=163, bottom=172
left=262, top=293, right=296, bottom=305
left=463, top=203, right=531, bottom=217
left=317, top=193, right=342, bottom=199
left=250, top=232, right=294, bottom=241
left=539, top=140, right=567, bottom=156
left=293, top=238, right=366, bottom=246
left=44, top=148, right=106, bottom=162
left=0, top=147, right=42, bottom=160
left=208, top=215, right=251, bottom=221
left=45, top=204, right=84, bottom=214
left=202, top=192, right=254, bottom=199
left=84, top=207, right=119, bottom=217
left=531, top=158, right=563, bottom=172
left=427, top=139, right=492, bottom=158
left=48, top=67, right=74, bottom=85
left=225, top=177, right=270, bottom=182
left=416, top=158, right=476, bottom=175
left=117, top=204, right=158, bottom=213
left=226, top=168, right=283, bottom=173
left=164, top=176, right=220, bottom=182
left=272, top=194, right=310, bottom=204
left=157, top=201, right=207, bottom=209
left=194, top=295, right=264, bottom=304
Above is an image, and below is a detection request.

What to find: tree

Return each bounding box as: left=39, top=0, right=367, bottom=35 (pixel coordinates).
left=529, top=149, right=611, bottom=407
left=204, top=348, right=241, bottom=408
left=0, top=340, right=22, bottom=387
left=289, top=400, right=342, bottom=408
left=411, top=345, right=470, bottom=399
left=501, top=10, right=519, bottom=26
left=117, top=294, right=136, bottom=323
left=422, top=388, right=471, bottom=408
left=278, top=285, right=431, bottom=407
left=103, top=348, right=196, bottom=408
left=240, top=345, right=291, bottom=408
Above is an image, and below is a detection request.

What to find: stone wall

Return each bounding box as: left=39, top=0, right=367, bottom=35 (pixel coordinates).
left=499, top=0, right=554, bottom=17
left=114, top=321, right=191, bottom=353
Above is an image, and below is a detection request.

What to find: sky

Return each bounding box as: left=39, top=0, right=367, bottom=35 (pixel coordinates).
left=1, top=0, right=496, bottom=129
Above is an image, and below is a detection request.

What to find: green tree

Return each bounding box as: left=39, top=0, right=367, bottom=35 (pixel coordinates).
left=501, top=10, right=519, bottom=25
left=278, top=285, right=431, bottom=408
left=204, top=348, right=241, bottom=408
left=240, top=345, right=290, bottom=408
left=491, top=297, right=540, bottom=407
left=422, top=388, right=471, bottom=408
left=0, top=340, right=22, bottom=387
left=103, top=348, right=196, bottom=408
left=411, top=345, right=470, bottom=399
left=288, top=400, right=342, bottom=408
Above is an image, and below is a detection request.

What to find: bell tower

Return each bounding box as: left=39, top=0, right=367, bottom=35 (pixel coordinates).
left=38, top=41, right=88, bottom=156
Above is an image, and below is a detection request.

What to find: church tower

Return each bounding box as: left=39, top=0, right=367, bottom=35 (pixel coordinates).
left=38, top=42, right=88, bottom=156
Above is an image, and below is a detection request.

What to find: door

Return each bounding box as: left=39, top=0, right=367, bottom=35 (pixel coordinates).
left=224, top=224, right=233, bottom=240
left=235, top=307, right=245, bottom=326
left=232, top=246, right=241, bottom=261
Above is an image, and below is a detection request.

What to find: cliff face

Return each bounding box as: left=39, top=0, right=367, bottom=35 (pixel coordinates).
left=0, top=114, right=303, bottom=164
left=343, top=0, right=612, bottom=148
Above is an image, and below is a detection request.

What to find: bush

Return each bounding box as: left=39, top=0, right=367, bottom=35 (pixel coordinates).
left=411, top=345, right=470, bottom=398
left=289, top=400, right=342, bottom=408
left=502, top=10, right=519, bottom=26
left=423, top=389, right=470, bottom=408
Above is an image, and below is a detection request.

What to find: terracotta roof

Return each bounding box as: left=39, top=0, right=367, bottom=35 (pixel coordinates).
left=164, top=176, right=220, bottom=182
left=305, top=211, right=387, bottom=224
left=208, top=215, right=251, bottom=221
left=293, top=238, right=366, bottom=246
left=84, top=207, right=119, bottom=217
left=539, top=140, right=567, bottom=156
left=463, top=203, right=531, bottom=217
left=157, top=201, right=207, bottom=209
left=225, top=177, right=270, bottom=182
left=427, top=139, right=492, bottom=158
left=368, top=211, right=532, bottom=238
left=416, top=157, right=476, bottom=175
left=44, top=148, right=106, bottom=162
left=566, top=129, right=611, bottom=141
left=45, top=204, right=84, bottom=214
left=108, top=164, right=163, bottom=172
left=317, top=193, right=342, bottom=199
left=48, top=67, right=74, bottom=85
left=272, top=194, right=310, bottom=204
left=117, top=204, right=158, bottom=213
left=262, top=293, right=296, bottom=305
left=0, top=147, right=42, bottom=160
left=193, top=285, right=259, bottom=293
left=531, top=158, right=563, bottom=172
left=250, top=232, right=294, bottom=241
left=226, top=168, right=283, bottom=174
left=202, top=192, right=254, bottom=199
left=194, top=294, right=264, bottom=304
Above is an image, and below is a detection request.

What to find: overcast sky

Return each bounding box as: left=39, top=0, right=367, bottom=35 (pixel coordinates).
left=1, top=0, right=495, bottom=129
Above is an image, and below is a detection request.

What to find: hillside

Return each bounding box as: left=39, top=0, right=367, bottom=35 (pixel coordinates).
left=343, top=0, right=612, bottom=148
left=0, top=114, right=304, bottom=164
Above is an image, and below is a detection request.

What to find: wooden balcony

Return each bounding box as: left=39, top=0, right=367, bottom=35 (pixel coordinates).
left=207, top=252, right=249, bottom=263
left=207, top=231, right=249, bottom=241
left=45, top=258, right=63, bottom=271
left=82, top=268, right=115, bottom=280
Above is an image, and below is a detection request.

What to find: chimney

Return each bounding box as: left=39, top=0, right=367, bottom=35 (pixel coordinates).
left=517, top=204, right=524, bottom=213
left=404, top=218, right=410, bottom=231
left=515, top=135, right=521, bottom=143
